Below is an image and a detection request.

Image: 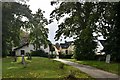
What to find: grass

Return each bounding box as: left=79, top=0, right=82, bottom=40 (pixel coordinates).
left=2, top=57, right=93, bottom=79
left=66, top=59, right=120, bottom=75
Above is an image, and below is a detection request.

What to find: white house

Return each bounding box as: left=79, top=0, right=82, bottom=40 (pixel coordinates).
left=12, top=43, right=50, bottom=56
left=54, top=40, right=105, bottom=56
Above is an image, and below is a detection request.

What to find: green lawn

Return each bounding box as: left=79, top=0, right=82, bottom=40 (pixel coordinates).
left=66, top=59, right=120, bottom=75
left=2, top=57, right=93, bottom=79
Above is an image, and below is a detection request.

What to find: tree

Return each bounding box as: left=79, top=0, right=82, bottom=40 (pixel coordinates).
left=29, top=9, right=49, bottom=50
left=50, top=2, right=98, bottom=60
left=50, top=2, right=119, bottom=60
left=2, top=2, right=32, bottom=57
left=103, top=2, right=120, bottom=62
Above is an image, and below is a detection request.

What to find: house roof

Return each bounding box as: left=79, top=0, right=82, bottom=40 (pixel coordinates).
left=13, top=43, right=29, bottom=51
left=60, top=43, right=69, bottom=49
left=60, top=41, right=74, bottom=49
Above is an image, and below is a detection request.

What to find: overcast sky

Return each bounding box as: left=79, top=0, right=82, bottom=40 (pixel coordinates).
left=26, top=0, right=74, bottom=44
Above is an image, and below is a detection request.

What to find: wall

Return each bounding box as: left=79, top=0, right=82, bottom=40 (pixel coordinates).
left=15, top=44, right=49, bottom=56
left=68, top=45, right=75, bottom=54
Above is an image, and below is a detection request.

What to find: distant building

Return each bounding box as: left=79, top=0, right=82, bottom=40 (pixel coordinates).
left=54, top=41, right=74, bottom=55
left=12, top=31, right=50, bottom=56
left=60, top=41, right=74, bottom=55
left=12, top=43, right=50, bottom=56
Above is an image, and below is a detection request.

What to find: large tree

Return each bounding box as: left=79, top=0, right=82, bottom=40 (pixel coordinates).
left=2, top=2, right=32, bottom=57
left=103, top=2, right=120, bottom=62
left=50, top=2, right=99, bottom=60
left=29, top=9, right=49, bottom=50
left=2, top=1, right=50, bottom=57
left=50, top=2, right=118, bottom=60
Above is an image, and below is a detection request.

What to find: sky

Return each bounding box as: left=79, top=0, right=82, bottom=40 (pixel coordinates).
left=26, top=0, right=74, bottom=44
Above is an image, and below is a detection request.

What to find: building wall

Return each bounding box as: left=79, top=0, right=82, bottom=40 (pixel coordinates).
left=15, top=44, right=49, bottom=56
left=60, top=49, right=67, bottom=54
left=68, top=45, right=75, bottom=54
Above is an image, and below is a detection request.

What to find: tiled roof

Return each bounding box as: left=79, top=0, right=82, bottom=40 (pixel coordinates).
left=60, top=41, right=74, bottom=49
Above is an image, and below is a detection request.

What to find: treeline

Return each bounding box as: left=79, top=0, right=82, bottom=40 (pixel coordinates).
left=50, top=2, right=120, bottom=62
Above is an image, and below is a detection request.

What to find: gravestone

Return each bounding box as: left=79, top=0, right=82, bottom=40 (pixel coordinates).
left=106, top=54, right=111, bottom=63
left=21, top=54, right=26, bottom=67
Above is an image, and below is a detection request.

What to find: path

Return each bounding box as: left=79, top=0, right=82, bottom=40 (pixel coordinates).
left=54, top=59, right=119, bottom=79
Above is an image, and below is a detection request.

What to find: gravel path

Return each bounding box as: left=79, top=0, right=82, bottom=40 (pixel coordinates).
left=54, top=59, right=119, bottom=79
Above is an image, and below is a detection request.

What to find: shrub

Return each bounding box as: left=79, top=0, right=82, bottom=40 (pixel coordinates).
left=31, top=49, right=48, bottom=58
left=59, top=53, right=73, bottom=59
left=49, top=53, right=56, bottom=58
left=94, top=55, right=106, bottom=61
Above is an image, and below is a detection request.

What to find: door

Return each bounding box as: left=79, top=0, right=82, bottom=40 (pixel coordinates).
left=21, top=50, right=25, bottom=55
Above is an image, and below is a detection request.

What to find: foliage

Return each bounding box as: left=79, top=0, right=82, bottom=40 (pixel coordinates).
left=31, top=50, right=48, bottom=58
left=59, top=53, right=73, bottom=59
left=29, top=9, right=49, bottom=50
left=2, top=2, right=49, bottom=57
left=74, top=27, right=97, bottom=60
left=49, top=53, right=56, bottom=58
left=103, top=2, right=120, bottom=62
left=50, top=2, right=99, bottom=60
left=50, top=2, right=120, bottom=61
left=2, top=2, right=32, bottom=57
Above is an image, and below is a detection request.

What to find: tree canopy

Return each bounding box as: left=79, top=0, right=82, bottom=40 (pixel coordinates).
left=2, top=2, right=49, bottom=57
left=2, top=2, right=32, bottom=57
left=50, top=2, right=120, bottom=61
left=29, top=9, right=49, bottom=50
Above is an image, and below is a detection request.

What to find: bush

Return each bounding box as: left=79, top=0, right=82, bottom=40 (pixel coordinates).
left=31, top=49, right=48, bottom=58
left=94, top=55, right=106, bottom=61
left=59, top=53, right=73, bottom=59
left=49, top=53, right=56, bottom=58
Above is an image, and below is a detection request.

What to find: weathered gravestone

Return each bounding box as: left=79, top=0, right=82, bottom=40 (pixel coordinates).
left=21, top=54, right=26, bottom=67
left=21, top=50, right=26, bottom=67
left=106, top=54, right=111, bottom=63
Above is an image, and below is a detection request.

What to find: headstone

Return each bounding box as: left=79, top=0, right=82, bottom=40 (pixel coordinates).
left=106, top=54, right=111, bottom=63
left=21, top=54, right=26, bottom=67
